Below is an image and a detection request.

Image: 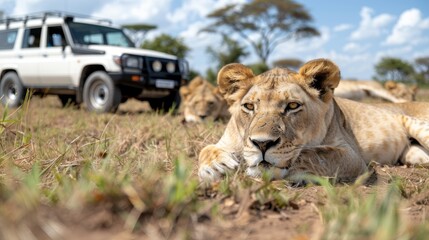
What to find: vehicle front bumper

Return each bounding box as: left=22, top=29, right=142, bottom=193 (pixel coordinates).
left=108, top=72, right=182, bottom=91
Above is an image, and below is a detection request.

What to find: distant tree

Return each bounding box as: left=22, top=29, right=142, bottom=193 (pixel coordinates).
left=189, top=69, right=200, bottom=81
left=247, top=62, right=269, bottom=75
left=415, top=57, right=429, bottom=84
left=141, top=34, right=190, bottom=58
left=122, top=23, right=157, bottom=47
left=201, top=0, right=319, bottom=65
left=374, top=57, right=415, bottom=83
left=208, top=62, right=269, bottom=79
left=207, top=35, right=249, bottom=68
left=205, top=68, right=217, bottom=85
left=272, top=58, right=303, bottom=71
left=206, top=35, right=249, bottom=83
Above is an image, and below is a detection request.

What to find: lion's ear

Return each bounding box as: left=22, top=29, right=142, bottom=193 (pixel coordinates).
left=188, top=76, right=205, bottom=90
left=179, top=86, right=191, bottom=101
left=180, top=76, right=205, bottom=100
left=217, top=63, right=254, bottom=105
left=213, top=87, right=221, bottom=96
left=299, top=58, right=341, bottom=102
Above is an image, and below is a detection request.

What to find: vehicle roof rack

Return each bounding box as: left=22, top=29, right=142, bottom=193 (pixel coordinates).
left=0, top=11, right=112, bottom=29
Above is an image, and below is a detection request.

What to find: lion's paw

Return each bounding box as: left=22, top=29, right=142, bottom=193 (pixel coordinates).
left=198, top=145, right=239, bottom=182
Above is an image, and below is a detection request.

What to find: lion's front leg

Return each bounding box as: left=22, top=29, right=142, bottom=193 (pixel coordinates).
left=198, top=144, right=240, bottom=182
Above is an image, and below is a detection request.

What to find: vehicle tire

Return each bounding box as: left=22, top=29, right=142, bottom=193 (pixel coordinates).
left=58, top=94, right=79, bottom=108
left=0, top=72, right=27, bottom=108
left=83, top=71, right=121, bottom=113
left=148, top=91, right=181, bottom=113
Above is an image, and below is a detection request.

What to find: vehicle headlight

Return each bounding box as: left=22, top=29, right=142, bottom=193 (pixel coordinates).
left=124, top=56, right=140, bottom=68
left=152, top=60, right=162, bottom=72
left=166, top=62, right=176, bottom=73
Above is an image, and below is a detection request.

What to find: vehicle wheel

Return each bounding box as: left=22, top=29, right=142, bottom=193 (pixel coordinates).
left=0, top=72, right=27, bottom=108
left=148, top=91, right=181, bottom=113
left=58, top=94, right=79, bottom=108
left=83, top=71, right=121, bottom=113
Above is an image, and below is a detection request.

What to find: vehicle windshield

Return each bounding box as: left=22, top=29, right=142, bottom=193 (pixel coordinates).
left=67, top=22, right=135, bottom=47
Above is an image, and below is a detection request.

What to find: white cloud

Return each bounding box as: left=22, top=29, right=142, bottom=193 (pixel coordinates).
left=11, top=0, right=43, bottom=15
left=9, top=0, right=105, bottom=16
left=343, top=42, right=370, bottom=53
left=281, top=49, right=373, bottom=79
left=375, top=46, right=414, bottom=60
left=422, top=18, right=429, bottom=28
left=92, top=0, right=173, bottom=25
left=385, top=8, right=429, bottom=45
left=167, top=0, right=211, bottom=24
left=413, top=48, right=429, bottom=59
left=350, top=7, right=395, bottom=40
left=328, top=51, right=373, bottom=79
left=168, top=0, right=247, bottom=73
left=166, top=0, right=245, bottom=24
left=270, top=26, right=331, bottom=62
left=334, top=24, right=353, bottom=32
left=179, top=24, right=224, bottom=72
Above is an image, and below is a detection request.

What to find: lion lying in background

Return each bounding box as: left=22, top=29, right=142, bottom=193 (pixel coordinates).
left=384, top=80, right=418, bottom=101
left=335, top=79, right=417, bottom=102
left=198, top=59, right=429, bottom=182
left=179, top=76, right=230, bottom=123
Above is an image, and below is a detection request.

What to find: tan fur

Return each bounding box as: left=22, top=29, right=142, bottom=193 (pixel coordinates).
left=198, top=59, right=429, bottom=182
left=384, top=80, right=418, bottom=101
left=179, top=76, right=230, bottom=123
left=335, top=79, right=417, bottom=102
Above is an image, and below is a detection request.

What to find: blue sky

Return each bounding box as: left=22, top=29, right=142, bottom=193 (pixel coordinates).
left=1, top=0, right=428, bottom=79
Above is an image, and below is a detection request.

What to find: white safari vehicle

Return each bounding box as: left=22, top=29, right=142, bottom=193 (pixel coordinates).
left=0, top=11, right=189, bottom=113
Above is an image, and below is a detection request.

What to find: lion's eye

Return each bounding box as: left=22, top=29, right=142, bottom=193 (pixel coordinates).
left=286, top=102, right=301, bottom=112
left=243, top=103, right=255, bottom=111
left=207, top=101, right=214, bottom=106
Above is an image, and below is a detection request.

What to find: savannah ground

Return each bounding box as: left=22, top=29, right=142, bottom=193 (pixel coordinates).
left=1, top=90, right=429, bottom=240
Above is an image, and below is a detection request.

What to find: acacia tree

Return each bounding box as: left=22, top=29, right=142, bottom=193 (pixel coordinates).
left=141, top=34, right=190, bottom=58
left=122, top=23, right=157, bottom=47
left=207, top=35, right=249, bottom=68
left=201, top=0, right=319, bottom=65
left=205, top=34, right=249, bottom=83
left=415, top=57, right=429, bottom=84
left=374, top=57, right=415, bottom=83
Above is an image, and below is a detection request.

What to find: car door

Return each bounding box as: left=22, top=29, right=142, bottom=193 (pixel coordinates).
left=38, top=25, right=72, bottom=87
left=16, top=27, right=42, bottom=86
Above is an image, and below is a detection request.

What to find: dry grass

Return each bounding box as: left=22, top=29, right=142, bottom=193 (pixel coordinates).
left=0, top=93, right=429, bottom=239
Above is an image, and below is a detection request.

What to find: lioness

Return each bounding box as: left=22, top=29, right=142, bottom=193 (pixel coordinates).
left=198, top=59, right=429, bottom=182
left=384, top=80, right=418, bottom=101
left=335, top=79, right=416, bottom=103
left=180, top=76, right=230, bottom=123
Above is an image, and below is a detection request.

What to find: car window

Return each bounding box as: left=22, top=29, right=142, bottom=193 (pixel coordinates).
left=22, top=27, right=42, bottom=48
left=47, top=26, right=67, bottom=47
left=83, top=33, right=103, bottom=45
left=0, top=29, right=18, bottom=50
left=68, top=22, right=134, bottom=47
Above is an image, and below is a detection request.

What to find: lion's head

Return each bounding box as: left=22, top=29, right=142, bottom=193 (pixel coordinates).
left=384, top=80, right=418, bottom=101
left=179, top=76, right=230, bottom=123
left=217, top=59, right=341, bottom=178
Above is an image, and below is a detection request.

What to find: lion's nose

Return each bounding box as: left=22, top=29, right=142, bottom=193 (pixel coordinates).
left=250, top=137, right=280, bottom=153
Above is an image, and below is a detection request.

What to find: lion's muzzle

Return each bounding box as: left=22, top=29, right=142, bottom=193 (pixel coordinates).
left=250, top=137, right=281, bottom=156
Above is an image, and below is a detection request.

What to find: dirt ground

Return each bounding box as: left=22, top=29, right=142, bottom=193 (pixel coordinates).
left=15, top=159, right=429, bottom=240
left=2, top=91, right=429, bottom=240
